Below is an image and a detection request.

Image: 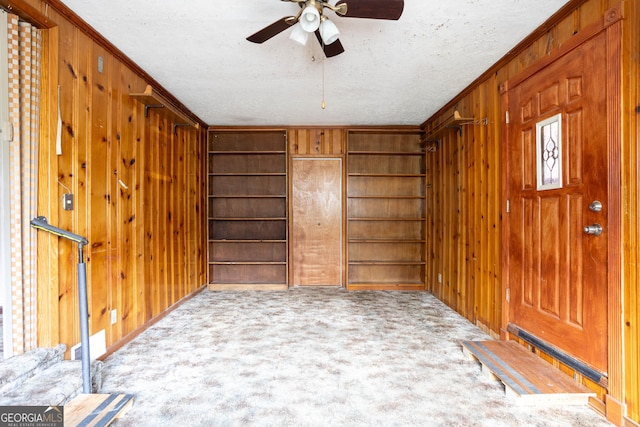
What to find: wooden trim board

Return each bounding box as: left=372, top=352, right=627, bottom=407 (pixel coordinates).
left=64, top=393, right=134, bottom=427
left=208, top=284, right=288, bottom=291
left=462, top=340, right=596, bottom=406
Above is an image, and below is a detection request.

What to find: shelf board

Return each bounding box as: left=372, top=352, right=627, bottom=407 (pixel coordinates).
left=347, top=281, right=426, bottom=286
left=348, top=261, right=426, bottom=265
left=209, top=240, right=286, bottom=243
left=208, top=150, right=286, bottom=154
left=130, top=85, right=198, bottom=131
left=209, top=173, right=286, bottom=176
left=209, top=217, right=286, bottom=221
left=208, top=194, right=286, bottom=198
left=208, top=284, right=288, bottom=291
left=348, top=151, right=425, bottom=155
left=424, top=109, right=474, bottom=139
left=348, top=239, right=426, bottom=243
left=348, top=217, right=425, bottom=221
left=347, top=195, right=425, bottom=199
left=346, top=283, right=426, bottom=291
left=347, top=173, right=426, bottom=177
left=209, top=261, right=286, bottom=265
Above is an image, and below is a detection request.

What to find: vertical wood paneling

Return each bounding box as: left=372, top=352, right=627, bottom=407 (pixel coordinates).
left=36, top=26, right=60, bottom=348
left=55, top=22, right=78, bottom=354
left=288, top=128, right=345, bottom=155
left=118, top=65, right=137, bottom=337
left=624, top=0, right=640, bottom=420
left=424, top=0, right=640, bottom=423
left=33, top=4, right=206, bottom=358
left=73, top=31, right=89, bottom=348
left=89, top=44, right=111, bottom=345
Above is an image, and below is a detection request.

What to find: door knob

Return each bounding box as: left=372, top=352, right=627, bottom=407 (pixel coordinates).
left=583, top=223, right=603, bottom=236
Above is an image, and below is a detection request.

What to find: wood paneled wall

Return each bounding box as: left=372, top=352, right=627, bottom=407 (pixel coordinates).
left=622, top=0, right=640, bottom=423
left=30, top=0, right=207, bottom=356
left=422, top=0, right=639, bottom=424
left=287, top=128, right=346, bottom=156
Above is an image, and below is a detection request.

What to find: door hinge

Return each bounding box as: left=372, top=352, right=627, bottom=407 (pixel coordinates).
left=506, top=199, right=510, bottom=213
left=506, top=288, right=510, bottom=303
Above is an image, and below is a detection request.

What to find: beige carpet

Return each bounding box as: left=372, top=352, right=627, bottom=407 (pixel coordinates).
left=101, top=289, right=612, bottom=426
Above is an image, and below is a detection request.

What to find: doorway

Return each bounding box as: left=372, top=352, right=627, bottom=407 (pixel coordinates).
left=291, top=158, right=342, bottom=286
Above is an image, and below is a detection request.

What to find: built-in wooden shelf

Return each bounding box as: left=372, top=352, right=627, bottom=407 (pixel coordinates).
left=207, top=130, right=288, bottom=289
left=346, top=131, right=426, bottom=290
left=130, top=85, right=199, bottom=132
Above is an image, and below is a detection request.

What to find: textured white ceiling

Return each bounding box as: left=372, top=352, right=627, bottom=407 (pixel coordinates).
left=59, top=0, right=569, bottom=127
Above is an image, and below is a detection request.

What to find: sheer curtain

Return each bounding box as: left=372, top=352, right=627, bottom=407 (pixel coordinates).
left=5, top=11, right=41, bottom=356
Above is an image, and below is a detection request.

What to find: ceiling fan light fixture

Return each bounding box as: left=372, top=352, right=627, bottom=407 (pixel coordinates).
left=299, top=4, right=321, bottom=32
left=319, top=17, right=340, bottom=45
left=289, top=23, right=309, bottom=45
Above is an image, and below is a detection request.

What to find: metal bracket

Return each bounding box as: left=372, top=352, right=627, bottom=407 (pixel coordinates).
left=446, top=117, right=489, bottom=137
left=143, top=104, right=164, bottom=117
left=172, top=123, right=191, bottom=135
left=422, top=138, right=440, bottom=152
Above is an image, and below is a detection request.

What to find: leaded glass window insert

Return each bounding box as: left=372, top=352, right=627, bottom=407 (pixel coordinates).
left=536, top=113, right=562, bottom=190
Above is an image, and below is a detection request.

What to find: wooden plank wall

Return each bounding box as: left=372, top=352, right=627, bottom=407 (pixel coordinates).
left=422, top=0, right=639, bottom=424
left=33, top=2, right=207, bottom=357
left=287, top=128, right=346, bottom=156
left=622, top=0, right=640, bottom=423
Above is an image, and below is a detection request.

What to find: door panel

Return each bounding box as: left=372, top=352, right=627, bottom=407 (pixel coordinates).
left=507, top=33, right=608, bottom=371
left=291, top=158, right=342, bottom=286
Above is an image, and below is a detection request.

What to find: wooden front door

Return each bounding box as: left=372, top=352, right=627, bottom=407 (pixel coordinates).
left=291, top=158, right=342, bottom=286
left=505, top=32, right=608, bottom=371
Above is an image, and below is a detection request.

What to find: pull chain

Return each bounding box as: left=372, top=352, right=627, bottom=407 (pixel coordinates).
left=321, top=54, right=326, bottom=109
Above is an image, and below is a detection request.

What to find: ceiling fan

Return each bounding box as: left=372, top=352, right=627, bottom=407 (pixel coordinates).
left=247, top=0, right=404, bottom=58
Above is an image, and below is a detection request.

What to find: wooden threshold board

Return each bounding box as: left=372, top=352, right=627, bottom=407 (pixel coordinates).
left=64, top=393, right=134, bottom=427
left=462, top=340, right=596, bottom=406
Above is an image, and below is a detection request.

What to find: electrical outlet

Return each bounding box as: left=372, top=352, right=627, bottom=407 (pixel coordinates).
left=110, top=309, right=117, bottom=325
left=437, top=273, right=443, bottom=284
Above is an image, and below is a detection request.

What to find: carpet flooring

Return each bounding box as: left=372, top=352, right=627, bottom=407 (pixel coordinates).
left=101, top=289, right=612, bottom=427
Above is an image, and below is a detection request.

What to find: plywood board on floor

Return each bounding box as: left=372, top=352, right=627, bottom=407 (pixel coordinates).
left=64, top=393, right=134, bottom=427
left=462, top=340, right=596, bottom=406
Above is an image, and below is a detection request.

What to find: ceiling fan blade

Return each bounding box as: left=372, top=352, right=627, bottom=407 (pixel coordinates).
left=247, top=17, right=295, bottom=43
left=314, top=31, right=345, bottom=57
left=335, top=0, right=404, bottom=20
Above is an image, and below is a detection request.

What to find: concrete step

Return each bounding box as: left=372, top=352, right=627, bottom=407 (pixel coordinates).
left=0, top=359, right=105, bottom=406
left=0, top=344, right=66, bottom=395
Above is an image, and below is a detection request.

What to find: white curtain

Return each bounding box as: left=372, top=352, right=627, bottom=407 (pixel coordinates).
left=6, top=12, right=41, bottom=355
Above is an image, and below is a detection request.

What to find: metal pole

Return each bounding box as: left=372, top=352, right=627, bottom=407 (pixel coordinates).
left=30, top=217, right=92, bottom=394
left=77, top=244, right=91, bottom=394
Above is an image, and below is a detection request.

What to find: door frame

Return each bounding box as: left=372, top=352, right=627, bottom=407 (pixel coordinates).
left=0, top=10, right=13, bottom=359
left=500, top=4, right=623, bottom=421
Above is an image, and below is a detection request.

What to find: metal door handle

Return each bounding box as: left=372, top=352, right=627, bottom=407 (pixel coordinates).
left=583, top=223, right=603, bottom=236
left=589, top=201, right=603, bottom=212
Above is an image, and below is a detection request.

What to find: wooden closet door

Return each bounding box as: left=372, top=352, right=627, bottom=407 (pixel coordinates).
left=291, top=158, right=342, bottom=286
